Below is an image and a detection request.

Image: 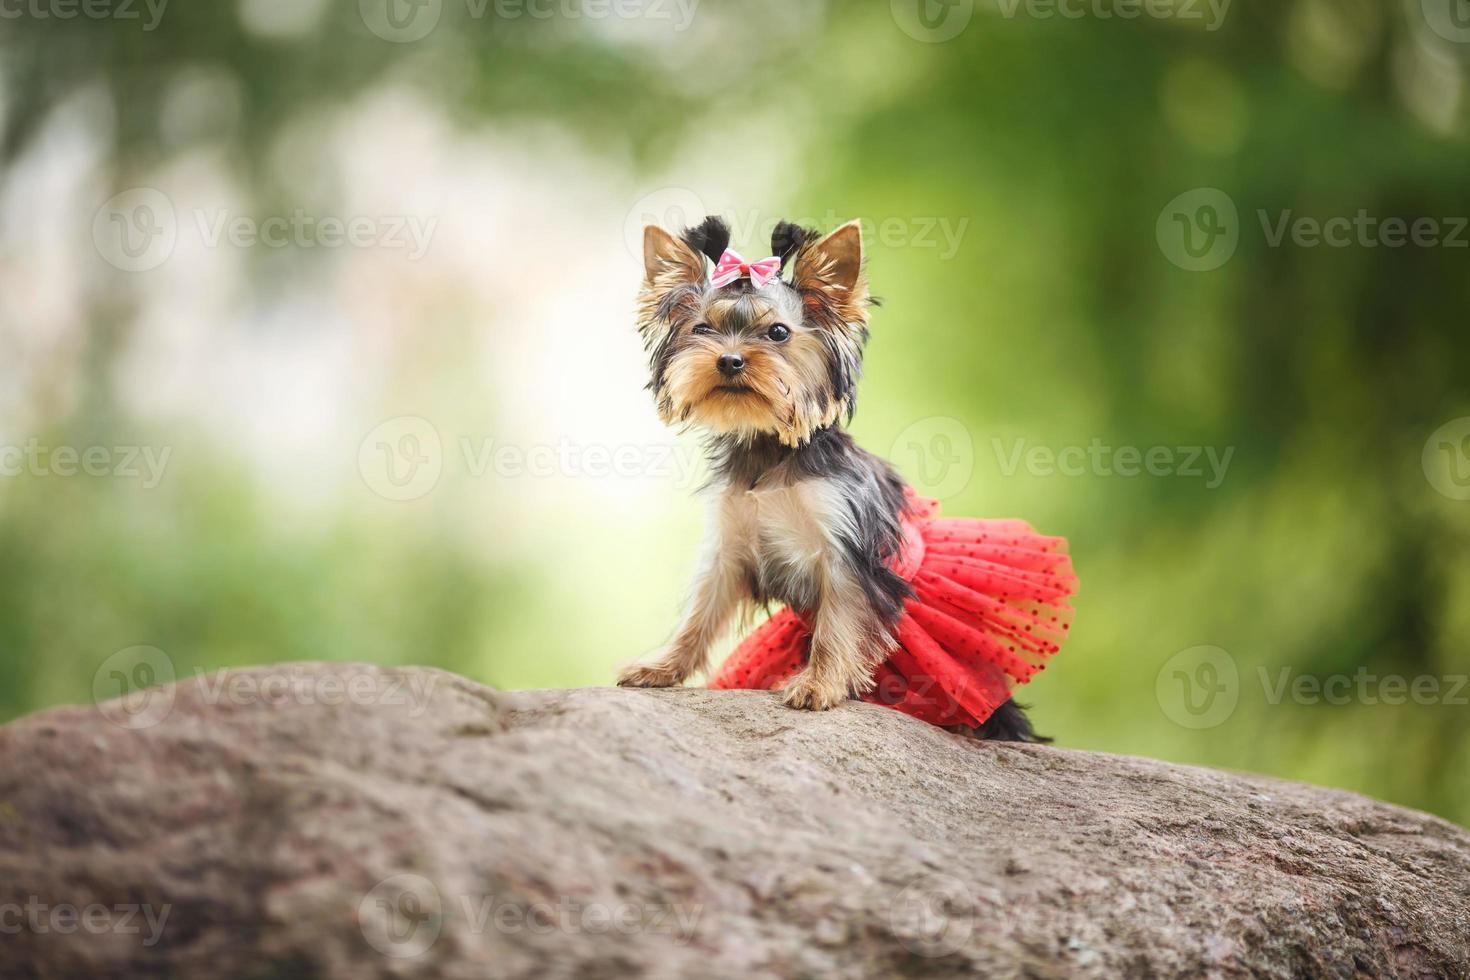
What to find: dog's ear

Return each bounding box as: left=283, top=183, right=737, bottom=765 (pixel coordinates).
left=790, top=220, right=868, bottom=323
left=643, top=225, right=706, bottom=288
left=638, top=226, right=707, bottom=347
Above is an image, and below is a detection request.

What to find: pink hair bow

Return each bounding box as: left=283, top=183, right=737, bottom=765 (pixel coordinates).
left=710, top=249, right=783, bottom=289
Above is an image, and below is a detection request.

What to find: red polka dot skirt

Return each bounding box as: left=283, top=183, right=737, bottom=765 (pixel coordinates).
left=708, top=492, right=1077, bottom=727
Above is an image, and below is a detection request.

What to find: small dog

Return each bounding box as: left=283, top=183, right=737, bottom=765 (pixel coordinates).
left=616, top=216, right=1072, bottom=741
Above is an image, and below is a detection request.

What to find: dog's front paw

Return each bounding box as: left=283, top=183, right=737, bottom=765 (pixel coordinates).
left=616, top=656, right=687, bottom=689
left=781, top=671, right=849, bottom=711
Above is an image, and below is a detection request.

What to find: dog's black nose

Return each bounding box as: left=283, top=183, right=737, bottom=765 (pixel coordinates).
left=717, top=353, right=746, bottom=377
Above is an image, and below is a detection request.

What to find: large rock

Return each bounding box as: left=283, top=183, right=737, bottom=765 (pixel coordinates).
left=0, top=662, right=1466, bottom=979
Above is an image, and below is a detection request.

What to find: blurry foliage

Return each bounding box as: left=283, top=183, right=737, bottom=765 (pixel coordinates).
left=1, top=0, right=1468, bottom=824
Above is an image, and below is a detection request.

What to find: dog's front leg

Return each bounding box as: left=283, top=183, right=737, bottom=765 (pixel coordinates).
left=616, top=534, right=745, bottom=689
left=781, top=576, right=890, bottom=711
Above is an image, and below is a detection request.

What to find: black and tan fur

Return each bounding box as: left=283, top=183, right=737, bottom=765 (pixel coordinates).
left=617, top=217, right=1043, bottom=741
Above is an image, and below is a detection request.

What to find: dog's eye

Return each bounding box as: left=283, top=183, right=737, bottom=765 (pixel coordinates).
left=766, top=323, right=791, bottom=343
left=691, top=323, right=715, bottom=336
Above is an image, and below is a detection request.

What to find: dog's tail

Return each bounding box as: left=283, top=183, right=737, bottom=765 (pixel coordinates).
left=949, top=700, right=1052, bottom=744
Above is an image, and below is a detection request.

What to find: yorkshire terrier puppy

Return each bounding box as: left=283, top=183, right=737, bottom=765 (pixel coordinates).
left=616, top=217, right=1076, bottom=741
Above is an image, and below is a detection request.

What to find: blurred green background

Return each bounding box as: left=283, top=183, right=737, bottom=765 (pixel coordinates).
left=1, top=0, right=1467, bottom=825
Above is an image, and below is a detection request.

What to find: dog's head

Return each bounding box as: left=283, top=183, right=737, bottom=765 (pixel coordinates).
left=637, top=216, right=873, bottom=447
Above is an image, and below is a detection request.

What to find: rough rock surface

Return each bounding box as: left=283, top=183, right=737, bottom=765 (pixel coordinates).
left=1, top=662, right=1467, bottom=979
